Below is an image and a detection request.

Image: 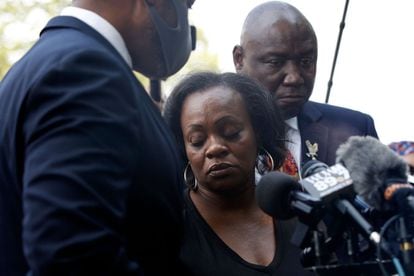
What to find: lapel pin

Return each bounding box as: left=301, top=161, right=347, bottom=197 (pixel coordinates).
left=305, top=140, right=319, bottom=160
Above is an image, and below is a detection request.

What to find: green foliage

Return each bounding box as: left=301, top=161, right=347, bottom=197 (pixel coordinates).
left=0, top=0, right=70, bottom=79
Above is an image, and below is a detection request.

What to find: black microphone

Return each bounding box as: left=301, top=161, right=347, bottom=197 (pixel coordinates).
left=256, top=171, right=322, bottom=220
left=301, top=159, right=376, bottom=216
left=300, top=160, right=380, bottom=245
left=257, top=168, right=381, bottom=245
left=301, top=159, right=328, bottom=178
left=299, top=162, right=354, bottom=204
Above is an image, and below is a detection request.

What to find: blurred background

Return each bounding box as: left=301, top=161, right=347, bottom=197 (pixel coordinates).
left=1, top=0, right=413, bottom=144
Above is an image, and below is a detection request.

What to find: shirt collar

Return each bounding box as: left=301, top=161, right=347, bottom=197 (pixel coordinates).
left=61, top=6, right=132, bottom=68
left=285, top=116, right=299, bottom=131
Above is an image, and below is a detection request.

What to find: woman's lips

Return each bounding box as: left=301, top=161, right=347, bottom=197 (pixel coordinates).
left=207, top=163, right=234, bottom=177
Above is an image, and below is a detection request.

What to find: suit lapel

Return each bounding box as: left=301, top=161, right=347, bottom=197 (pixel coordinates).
left=298, top=102, right=329, bottom=166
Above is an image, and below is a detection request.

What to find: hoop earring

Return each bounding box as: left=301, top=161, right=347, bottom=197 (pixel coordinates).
left=256, top=147, right=275, bottom=175
left=184, top=162, right=198, bottom=190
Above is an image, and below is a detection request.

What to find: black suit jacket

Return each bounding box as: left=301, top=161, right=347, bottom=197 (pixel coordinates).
left=0, top=16, right=185, bottom=275
left=298, top=101, right=378, bottom=167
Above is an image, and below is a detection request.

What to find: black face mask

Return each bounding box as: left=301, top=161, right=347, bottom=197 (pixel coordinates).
left=145, top=0, right=194, bottom=78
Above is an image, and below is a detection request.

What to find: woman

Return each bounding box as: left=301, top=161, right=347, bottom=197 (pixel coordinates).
left=164, top=72, right=313, bottom=275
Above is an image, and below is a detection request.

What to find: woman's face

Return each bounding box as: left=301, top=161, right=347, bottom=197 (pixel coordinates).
left=180, top=86, right=257, bottom=194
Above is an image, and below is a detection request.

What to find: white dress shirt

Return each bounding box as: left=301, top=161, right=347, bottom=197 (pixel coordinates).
left=61, top=6, right=132, bottom=68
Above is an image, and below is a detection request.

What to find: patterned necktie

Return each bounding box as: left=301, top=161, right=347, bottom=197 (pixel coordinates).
left=279, top=150, right=299, bottom=180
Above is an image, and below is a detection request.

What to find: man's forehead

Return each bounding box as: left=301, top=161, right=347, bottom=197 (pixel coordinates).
left=243, top=18, right=315, bottom=46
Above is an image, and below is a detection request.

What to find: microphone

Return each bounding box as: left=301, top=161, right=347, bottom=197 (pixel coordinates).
left=257, top=166, right=381, bottom=244
left=256, top=171, right=325, bottom=252
left=336, top=136, right=414, bottom=269
left=299, top=162, right=353, bottom=204
left=335, top=136, right=412, bottom=213
left=300, top=160, right=381, bottom=244
left=256, top=171, right=322, bottom=221
left=301, top=159, right=328, bottom=177
left=301, top=160, right=376, bottom=216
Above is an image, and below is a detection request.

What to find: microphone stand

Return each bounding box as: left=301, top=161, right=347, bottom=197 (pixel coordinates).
left=398, top=216, right=414, bottom=274
left=325, top=0, right=350, bottom=103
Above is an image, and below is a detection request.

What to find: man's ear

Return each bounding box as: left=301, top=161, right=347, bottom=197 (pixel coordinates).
left=232, top=45, right=244, bottom=72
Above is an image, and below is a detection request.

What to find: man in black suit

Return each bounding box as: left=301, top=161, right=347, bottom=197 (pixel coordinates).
left=234, top=1, right=381, bottom=268
left=0, top=0, right=195, bottom=275
left=233, top=1, right=378, bottom=171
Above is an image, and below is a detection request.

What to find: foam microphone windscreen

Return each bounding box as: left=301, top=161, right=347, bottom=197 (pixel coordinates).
left=336, top=136, right=408, bottom=210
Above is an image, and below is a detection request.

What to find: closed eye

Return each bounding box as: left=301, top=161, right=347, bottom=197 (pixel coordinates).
left=223, top=130, right=241, bottom=141
left=188, top=134, right=205, bottom=148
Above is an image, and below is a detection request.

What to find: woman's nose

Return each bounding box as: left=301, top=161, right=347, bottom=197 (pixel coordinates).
left=205, top=137, right=229, bottom=159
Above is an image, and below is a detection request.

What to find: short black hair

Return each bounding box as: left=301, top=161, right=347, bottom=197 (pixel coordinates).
left=163, top=71, right=286, bottom=168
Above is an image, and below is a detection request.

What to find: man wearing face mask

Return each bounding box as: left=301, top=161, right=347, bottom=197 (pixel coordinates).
left=0, top=0, right=195, bottom=275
